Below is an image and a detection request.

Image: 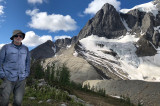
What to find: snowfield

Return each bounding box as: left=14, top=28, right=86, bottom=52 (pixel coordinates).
left=78, top=34, right=160, bottom=82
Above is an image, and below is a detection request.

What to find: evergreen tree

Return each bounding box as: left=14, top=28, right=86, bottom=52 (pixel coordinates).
left=50, top=63, right=55, bottom=83
left=45, top=66, right=50, bottom=82
left=55, top=66, right=61, bottom=82
left=34, top=61, right=44, bottom=79
left=59, top=64, right=70, bottom=86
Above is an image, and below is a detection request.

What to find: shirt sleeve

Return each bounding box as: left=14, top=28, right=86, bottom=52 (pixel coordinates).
left=0, top=45, right=6, bottom=78
left=25, top=47, right=30, bottom=78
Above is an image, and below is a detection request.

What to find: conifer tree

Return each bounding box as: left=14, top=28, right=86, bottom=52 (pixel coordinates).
left=50, top=63, right=55, bottom=83
left=59, top=64, right=70, bottom=85
left=34, top=61, right=44, bottom=79
left=45, top=66, right=50, bottom=82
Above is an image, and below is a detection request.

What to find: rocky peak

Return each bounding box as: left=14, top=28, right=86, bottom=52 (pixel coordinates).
left=30, top=40, right=56, bottom=60
left=76, top=3, right=127, bottom=41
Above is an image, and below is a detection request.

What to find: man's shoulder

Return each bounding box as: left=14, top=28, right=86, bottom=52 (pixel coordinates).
left=0, top=43, right=12, bottom=52
left=21, top=44, right=29, bottom=50
left=2, top=43, right=12, bottom=48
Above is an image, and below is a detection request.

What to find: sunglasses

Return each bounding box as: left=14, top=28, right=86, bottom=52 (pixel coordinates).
left=14, top=35, right=24, bottom=38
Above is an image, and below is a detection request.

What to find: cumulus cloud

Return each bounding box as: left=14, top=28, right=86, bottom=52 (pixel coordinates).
left=0, top=5, right=4, bottom=15
left=54, top=35, right=71, bottom=40
left=28, top=0, right=46, bottom=4
left=84, top=0, right=121, bottom=15
left=26, top=9, right=77, bottom=32
left=22, top=31, right=53, bottom=47
left=0, top=0, right=4, bottom=16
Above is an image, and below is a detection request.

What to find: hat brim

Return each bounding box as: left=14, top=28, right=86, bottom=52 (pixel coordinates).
left=10, top=33, right=25, bottom=40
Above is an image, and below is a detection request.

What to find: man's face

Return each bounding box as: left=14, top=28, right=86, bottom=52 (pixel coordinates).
left=13, top=34, right=24, bottom=44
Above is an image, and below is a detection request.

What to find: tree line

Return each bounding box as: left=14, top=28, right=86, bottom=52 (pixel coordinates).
left=28, top=60, right=70, bottom=87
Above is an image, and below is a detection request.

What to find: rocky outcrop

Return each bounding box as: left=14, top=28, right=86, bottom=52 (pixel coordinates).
left=76, top=3, right=127, bottom=41
left=55, top=38, right=71, bottom=48
left=55, top=36, right=77, bottom=48
left=120, top=9, right=155, bottom=36
left=55, top=37, right=77, bottom=55
left=136, top=36, right=157, bottom=56
left=120, top=8, right=159, bottom=56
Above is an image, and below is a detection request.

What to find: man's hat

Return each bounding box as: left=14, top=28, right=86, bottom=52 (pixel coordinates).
left=10, top=30, right=25, bottom=40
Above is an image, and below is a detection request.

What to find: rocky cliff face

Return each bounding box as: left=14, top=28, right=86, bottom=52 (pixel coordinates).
left=120, top=9, right=155, bottom=37
left=120, top=9, right=157, bottom=56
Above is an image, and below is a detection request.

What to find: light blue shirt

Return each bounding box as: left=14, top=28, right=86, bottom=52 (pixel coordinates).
left=0, top=42, right=30, bottom=81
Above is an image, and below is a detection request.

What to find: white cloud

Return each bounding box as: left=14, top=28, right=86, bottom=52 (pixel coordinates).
left=0, top=0, right=5, bottom=25
left=28, top=0, right=46, bottom=4
left=22, top=31, right=53, bottom=47
left=54, top=35, right=71, bottom=40
left=0, top=5, right=4, bottom=15
left=84, top=0, right=121, bottom=15
left=26, top=9, right=77, bottom=32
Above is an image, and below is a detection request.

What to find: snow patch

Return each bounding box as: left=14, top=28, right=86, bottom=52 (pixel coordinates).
left=52, top=46, right=56, bottom=53
left=121, top=18, right=131, bottom=31
left=120, top=2, right=158, bottom=17
left=67, top=45, right=71, bottom=49
left=0, top=44, right=4, bottom=50
left=73, top=51, right=78, bottom=57
left=110, top=95, right=121, bottom=99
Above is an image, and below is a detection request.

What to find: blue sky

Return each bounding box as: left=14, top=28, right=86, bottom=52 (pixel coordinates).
left=0, top=0, right=152, bottom=49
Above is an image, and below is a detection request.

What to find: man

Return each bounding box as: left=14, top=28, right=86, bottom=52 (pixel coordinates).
left=0, top=30, right=30, bottom=106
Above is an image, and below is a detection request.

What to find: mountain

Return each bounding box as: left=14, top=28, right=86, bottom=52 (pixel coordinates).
left=30, top=1, right=160, bottom=105
left=30, top=40, right=56, bottom=60
left=76, top=3, right=127, bottom=41
left=30, top=36, right=77, bottom=60
left=75, top=2, right=160, bottom=81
